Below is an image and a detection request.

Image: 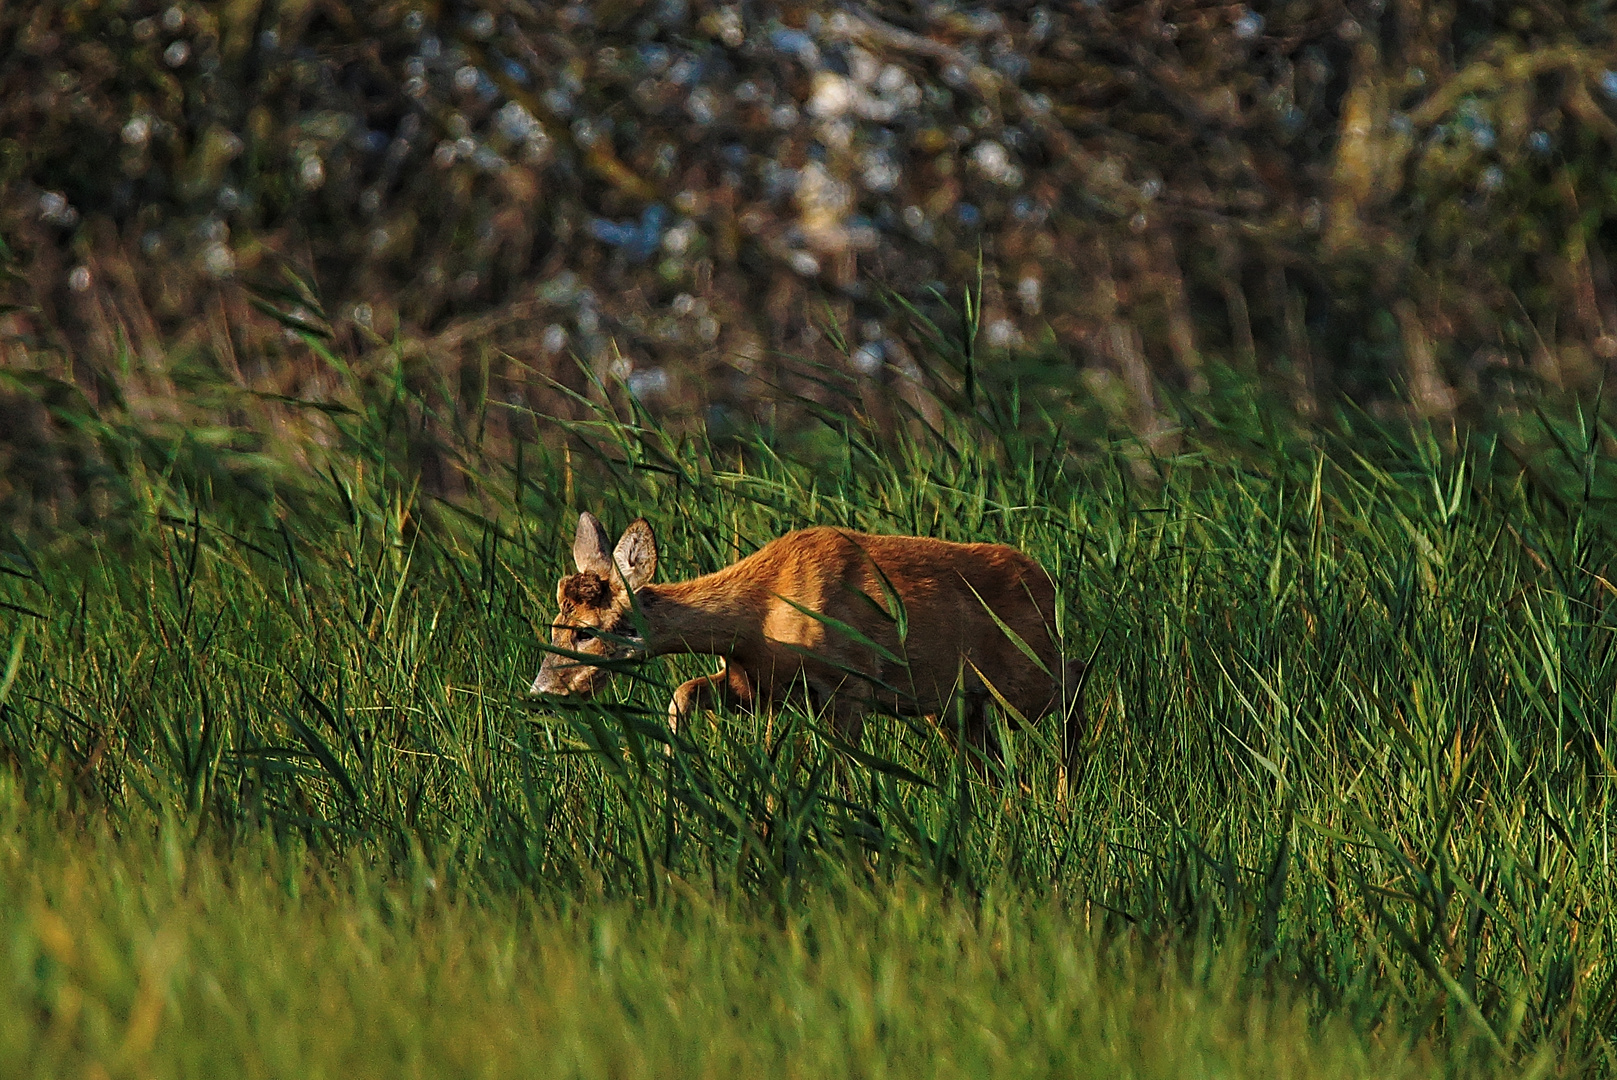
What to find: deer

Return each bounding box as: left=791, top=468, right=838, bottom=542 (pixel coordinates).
left=529, top=512, right=1087, bottom=774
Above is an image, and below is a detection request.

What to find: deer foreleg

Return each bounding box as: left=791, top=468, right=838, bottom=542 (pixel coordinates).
left=667, top=660, right=753, bottom=732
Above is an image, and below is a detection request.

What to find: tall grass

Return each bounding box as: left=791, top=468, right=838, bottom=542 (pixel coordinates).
left=3, top=339, right=1617, bottom=1073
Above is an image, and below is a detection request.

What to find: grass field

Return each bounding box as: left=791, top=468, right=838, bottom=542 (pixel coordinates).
left=2, top=345, right=1616, bottom=1076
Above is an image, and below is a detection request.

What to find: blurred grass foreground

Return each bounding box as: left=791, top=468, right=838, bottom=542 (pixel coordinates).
left=8, top=1, right=1617, bottom=1077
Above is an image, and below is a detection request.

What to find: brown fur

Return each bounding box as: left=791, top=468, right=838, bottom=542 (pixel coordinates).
left=560, top=573, right=612, bottom=608
left=531, top=514, right=1086, bottom=771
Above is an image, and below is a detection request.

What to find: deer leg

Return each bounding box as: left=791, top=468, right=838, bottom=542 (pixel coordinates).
left=1061, top=658, right=1089, bottom=788
left=819, top=698, right=868, bottom=799
left=667, top=659, right=751, bottom=733
left=725, top=660, right=756, bottom=707
left=963, top=694, right=1005, bottom=774
left=799, top=673, right=866, bottom=748
left=830, top=700, right=866, bottom=748
left=930, top=693, right=997, bottom=776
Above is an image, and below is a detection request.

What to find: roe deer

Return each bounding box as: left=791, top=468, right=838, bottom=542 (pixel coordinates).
left=530, top=512, right=1086, bottom=771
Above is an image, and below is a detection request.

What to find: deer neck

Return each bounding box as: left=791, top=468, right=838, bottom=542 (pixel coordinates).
left=638, top=576, right=756, bottom=656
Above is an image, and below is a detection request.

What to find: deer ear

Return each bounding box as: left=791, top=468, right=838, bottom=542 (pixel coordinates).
left=573, top=512, right=613, bottom=576
left=613, top=518, right=658, bottom=591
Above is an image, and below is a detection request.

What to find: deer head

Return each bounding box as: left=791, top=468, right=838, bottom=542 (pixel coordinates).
left=529, top=512, right=658, bottom=697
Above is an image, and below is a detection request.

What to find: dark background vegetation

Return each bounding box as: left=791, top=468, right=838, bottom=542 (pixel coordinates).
left=5, top=0, right=1617, bottom=525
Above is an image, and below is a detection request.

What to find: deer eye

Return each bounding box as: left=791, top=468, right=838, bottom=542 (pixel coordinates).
left=575, top=628, right=597, bottom=641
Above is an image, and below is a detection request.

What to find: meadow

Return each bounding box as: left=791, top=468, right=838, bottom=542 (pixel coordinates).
left=2, top=340, right=1615, bottom=1077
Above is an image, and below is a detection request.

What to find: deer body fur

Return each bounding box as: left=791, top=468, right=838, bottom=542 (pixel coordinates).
left=531, top=513, right=1084, bottom=764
